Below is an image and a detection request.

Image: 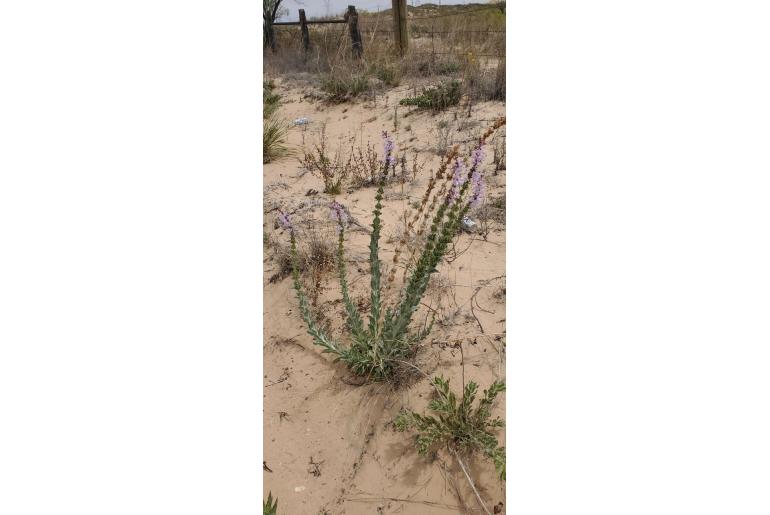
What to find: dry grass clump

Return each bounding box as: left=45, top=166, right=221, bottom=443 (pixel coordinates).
left=320, top=73, right=371, bottom=102
left=464, top=57, right=505, bottom=102
left=370, top=62, right=401, bottom=86
left=474, top=194, right=506, bottom=239
left=300, top=125, right=345, bottom=194
left=432, top=119, right=455, bottom=156
left=269, top=222, right=336, bottom=308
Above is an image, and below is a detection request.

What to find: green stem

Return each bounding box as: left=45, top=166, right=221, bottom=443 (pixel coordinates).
left=368, top=182, right=384, bottom=342
left=336, top=227, right=365, bottom=340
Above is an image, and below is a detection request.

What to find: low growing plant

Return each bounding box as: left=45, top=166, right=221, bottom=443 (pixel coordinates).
left=394, top=375, right=506, bottom=480
left=281, top=119, right=505, bottom=381
left=400, top=80, right=461, bottom=111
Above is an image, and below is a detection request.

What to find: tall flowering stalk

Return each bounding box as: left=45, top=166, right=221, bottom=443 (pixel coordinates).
left=286, top=118, right=505, bottom=381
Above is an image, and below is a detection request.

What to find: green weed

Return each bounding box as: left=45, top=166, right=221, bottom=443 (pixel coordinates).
left=395, top=376, right=506, bottom=480
left=400, top=80, right=461, bottom=111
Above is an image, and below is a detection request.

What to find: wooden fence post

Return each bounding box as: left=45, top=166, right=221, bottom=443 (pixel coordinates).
left=346, top=6, right=363, bottom=58
left=392, top=0, right=408, bottom=56
left=299, top=9, right=310, bottom=56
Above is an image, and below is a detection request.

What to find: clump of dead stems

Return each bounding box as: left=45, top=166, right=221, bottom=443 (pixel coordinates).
left=301, top=127, right=419, bottom=193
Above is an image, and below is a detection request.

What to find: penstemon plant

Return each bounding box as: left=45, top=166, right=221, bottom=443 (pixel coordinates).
left=281, top=118, right=505, bottom=381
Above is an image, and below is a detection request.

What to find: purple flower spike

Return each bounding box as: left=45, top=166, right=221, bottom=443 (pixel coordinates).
left=277, top=211, right=294, bottom=232
left=470, top=144, right=486, bottom=170
left=382, top=131, right=396, bottom=166
left=329, top=201, right=348, bottom=230
left=469, top=169, right=486, bottom=208
left=447, top=158, right=466, bottom=205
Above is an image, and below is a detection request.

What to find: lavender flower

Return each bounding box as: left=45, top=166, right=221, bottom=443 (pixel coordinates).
left=470, top=144, right=485, bottom=171
left=469, top=169, right=486, bottom=208
left=381, top=131, right=396, bottom=167
left=447, top=158, right=466, bottom=205
left=277, top=211, right=294, bottom=233
left=329, top=201, right=348, bottom=231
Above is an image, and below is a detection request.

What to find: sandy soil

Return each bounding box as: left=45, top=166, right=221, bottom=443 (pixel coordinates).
left=263, top=79, right=506, bottom=514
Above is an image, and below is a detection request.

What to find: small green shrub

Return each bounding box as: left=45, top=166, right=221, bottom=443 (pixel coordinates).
left=263, top=115, right=290, bottom=163
left=400, top=80, right=461, bottom=111
left=395, top=376, right=506, bottom=480
left=263, top=492, right=278, bottom=515
left=320, top=74, right=370, bottom=102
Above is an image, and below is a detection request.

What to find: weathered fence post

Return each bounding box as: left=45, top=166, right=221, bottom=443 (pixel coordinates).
left=299, top=9, right=310, bottom=56
left=346, top=5, right=363, bottom=58
left=392, top=0, right=408, bottom=56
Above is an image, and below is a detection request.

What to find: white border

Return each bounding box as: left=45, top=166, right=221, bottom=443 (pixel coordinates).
left=2, top=1, right=770, bottom=514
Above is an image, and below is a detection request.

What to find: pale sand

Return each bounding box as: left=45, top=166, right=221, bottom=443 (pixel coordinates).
left=263, top=79, right=506, bottom=514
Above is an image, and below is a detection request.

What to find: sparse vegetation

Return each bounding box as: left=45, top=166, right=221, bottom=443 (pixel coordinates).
left=474, top=194, right=506, bottom=239
left=263, top=4, right=506, bottom=510
left=300, top=125, right=346, bottom=194
left=320, top=73, right=370, bottom=102
left=371, top=62, right=400, bottom=86
left=394, top=375, right=506, bottom=480
left=264, top=1, right=505, bottom=104
left=301, top=127, right=415, bottom=192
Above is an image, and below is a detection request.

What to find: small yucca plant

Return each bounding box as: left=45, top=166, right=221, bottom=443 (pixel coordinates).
left=263, top=491, right=278, bottom=515
left=263, top=115, right=290, bottom=164
left=395, top=376, right=506, bottom=480
left=281, top=119, right=505, bottom=381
